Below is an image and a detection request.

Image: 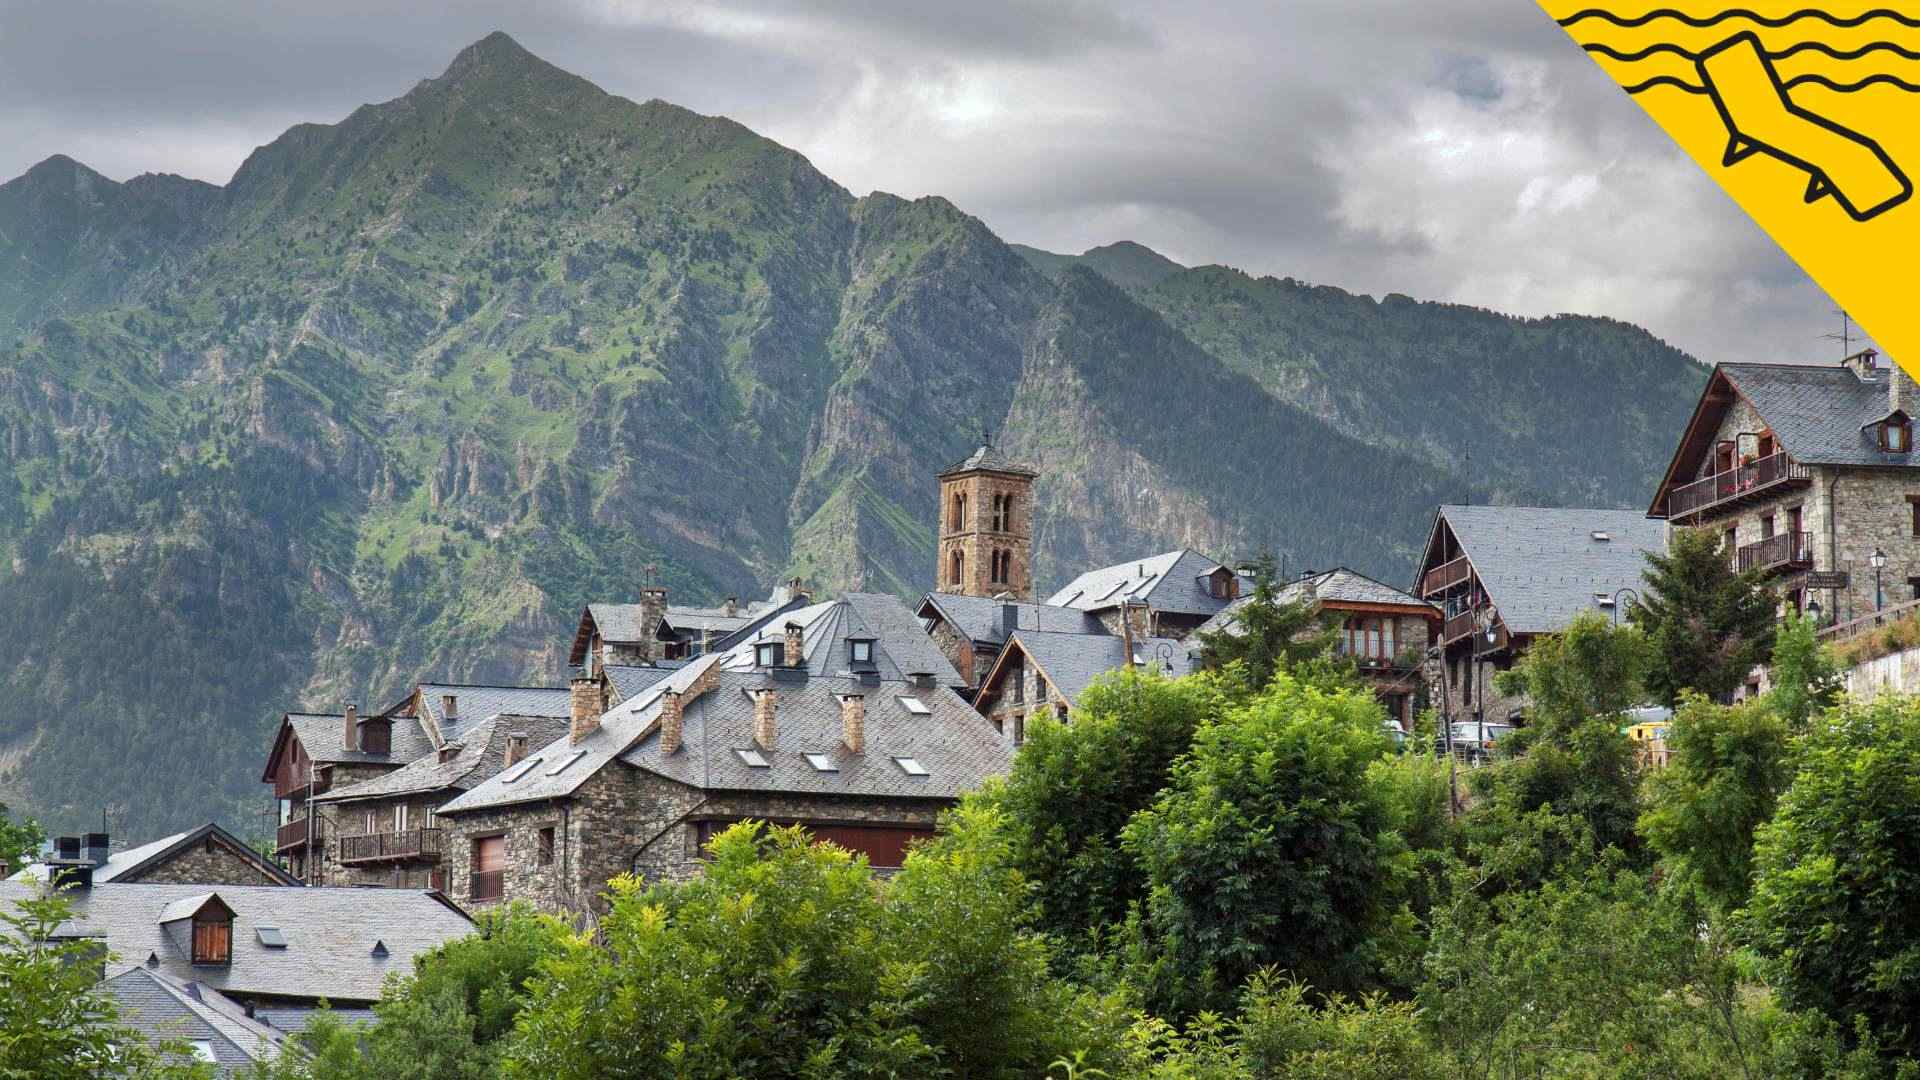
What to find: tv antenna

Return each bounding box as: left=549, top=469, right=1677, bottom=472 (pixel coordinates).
left=1823, top=309, right=1859, bottom=361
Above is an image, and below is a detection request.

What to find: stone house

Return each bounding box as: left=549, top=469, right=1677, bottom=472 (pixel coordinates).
left=917, top=592, right=1104, bottom=692
left=1193, top=567, right=1439, bottom=729
left=973, top=629, right=1196, bottom=744
left=1047, top=548, right=1250, bottom=640
left=433, top=594, right=1004, bottom=916
left=18, top=824, right=299, bottom=888
left=567, top=581, right=811, bottom=671
left=1648, top=349, right=1920, bottom=624
left=1413, top=505, right=1668, bottom=726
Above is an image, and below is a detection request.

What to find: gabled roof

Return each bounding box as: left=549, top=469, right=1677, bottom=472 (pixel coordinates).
left=314, top=714, right=571, bottom=805
left=719, top=596, right=965, bottom=687
left=1421, top=505, right=1666, bottom=635
left=101, top=967, right=284, bottom=1073
left=273, top=712, right=435, bottom=771
left=0, top=881, right=472, bottom=1004
left=568, top=586, right=811, bottom=664
left=1046, top=549, right=1239, bottom=617
left=983, top=629, right=1196, bottom=709
left=938, top=442, right=1038, bottom=478
left=605, top=663, right=684, bottom=704
left=409, top=684, right=570, bottom=746
left=1193, top=568, right=1437, bottom=639
left=13, top=823, right=299, bottom=887
left=620, top=672, right=1010, bottom=801
left=916, top=593, right=1104, bottom=647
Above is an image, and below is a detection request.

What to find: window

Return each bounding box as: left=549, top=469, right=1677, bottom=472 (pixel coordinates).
left=1884, top=419, right=1913, bottom=452
left=547, top=750, right=587, bottom=776
left=951, top=491, right=967, bottom=530
left=1909, top=494, right=1920, bottom=537
left=471, top=835, right=506, bottom=902
left=537, top=827, right=555, bottom=866
left=500, top=757, right=540, bottom=784
left=894, top=756, right=929, bottom=776
left=950, top=549, right=965, bottom=586
left=735, top=747, right=771, bottom=768
left=192, top=916, right=232, bottom=966
left=1034, top=676, right=1048, bottom=703
left=898, top=696, right=933, bottom=716
left=189, top=1041, right=216, bottom=1063
left=1012, top=712, right=1026, bottom=747
left=256, top=927, right=287, bottom=949
left=1761, top=514, right=1775, bottom=539
left=394, top=803, right=409, bottom=832
left=849, top=638, right=874, bottom=665
left=804, top=752, right=838, bottom=772
left=1723, top=528, right=1737, bottom=552
left=755, top=641, right=783, bottom=668
left=990, top=549, right=1009, bottom=585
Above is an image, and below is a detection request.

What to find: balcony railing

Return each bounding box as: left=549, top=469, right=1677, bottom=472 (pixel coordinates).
left=1421, top=555, right=1473, bottom=597
left=1736, top=531, right=1812, bottom=575
left=275, top=816, right=310, bottom=853
left=470, top=869, right=505, bottom=903
left=339, top=827, right=443, bottom=865
left=1440, top=607, right=1480, bottom=646
left=1666, top=451, right=1810, bottom=522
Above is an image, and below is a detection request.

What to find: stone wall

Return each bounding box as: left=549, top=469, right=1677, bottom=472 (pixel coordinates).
left=120, top=835, right=290, bottom=887
left=926, top=615, right=977, bottom=686
left=1842, top=643, right=1920, bottom=699
left=1431, top=642, right=1526, bottom=727
left=937, top=471, right=1033, bottom=601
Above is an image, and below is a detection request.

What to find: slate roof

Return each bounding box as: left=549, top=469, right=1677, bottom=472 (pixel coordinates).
left=1721, top=362, right=1919, bottom=468
left=0, top=881, right=472, bottom=1004
left=916, top=593, right=1104, bottom=646
left=1427, top=505, right=1667, bottom=635
left=939, top=442, right=1038, bottom=478
left=1194, top=568, right=1437, bottom=639
left=605, top=663, right=684, bottom=704
left=1001, top=629, right=1197, bottom=707
left=621, top=671, right=1010, bottom=801
left=1046, top=549, right=1240, bottom=617
left=720, top=596, right=965, bottom=687
left=315, top=714, right=571, bottom=805
left=13, top=823, right=299, bottom=887
left=282, top=712, right=435, bottom=768
left=411, top=684, right=570, bottom=746
left=102, top=967, right=284, bottom=1074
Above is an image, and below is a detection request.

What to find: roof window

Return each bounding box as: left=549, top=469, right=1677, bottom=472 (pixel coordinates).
left=755, top=641, right=784, bottom=668
left=898, top=696, right=933, bottom=716
left=893, top=756, right=929, bottom=776
left=1594, top=593, right=1617, bottom=608
left=804, top=752, right=838, bottom=772
left=189, top=1041, right=216, bottom=1063
left=1591, top=531, right=1612, bottom=542
left=849, top=638, right=875, bottom=667
left=256, top=927, right=287, bottom=949
left=735, top=748, right=770, bottom=768
left=500, top=757, right=541, bottom=784
left=546, top=750, right=587, bottom=776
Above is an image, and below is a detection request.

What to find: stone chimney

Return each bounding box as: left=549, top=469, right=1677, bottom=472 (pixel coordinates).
left=840, top=693, right=866, bottom=754
left=701, top=628, right=717, bottom=655
left=84, top=832, right=110, bottom=868
left=639, top=587, right=669, bottom=663
left=441, top=694, right=458, bottom=722
left=504, top=733, right=528, bottom=768
left=659, top=690, right=685, bottom=755
left=342, top=705, right=359, bottom=752
left=1844, top=348, right=1883, bottom=381
left=1000, top=603, right=1020, bottom=640
left=1894, top=358, right=1915, bottom=415
left=752, top=688, right=778, bottom=749
left=723, top=596, right=738, bottom=617
left=570, top=675, right=604, bottom=744
left=784, top=621, right=805, bottom=668
left=1119, top=602, right=1141, bottom=665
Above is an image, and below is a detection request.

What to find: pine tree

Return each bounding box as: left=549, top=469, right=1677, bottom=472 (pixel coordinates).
left=1631, top=527, right=1778, bottom=706
left=1193, top=554, right=1339, bottom=690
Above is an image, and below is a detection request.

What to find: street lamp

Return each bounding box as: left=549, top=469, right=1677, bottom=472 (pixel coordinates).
left=1872, top=547, right=1888, bottom=611
left=1807, top=599, right=1822, bottom=626
left=1611, top=587, right=1641, bottom=627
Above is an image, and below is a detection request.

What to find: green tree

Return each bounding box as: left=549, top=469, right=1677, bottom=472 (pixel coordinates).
left=1122, top=672, right=1404, bottom=1013
left=1632, top=526, right=1779, bottom=706
left=1767, top=610, right=1841, bottom=729
left=1746, top=695, right=1920, bottom=1059
left=1639, top=694, right=1793, bottom=911
left=0, top=802, right=42, bottom=875
left=984, top=670, right=1224, bottom=949
left=1193, top=554, right=1339, bottom=691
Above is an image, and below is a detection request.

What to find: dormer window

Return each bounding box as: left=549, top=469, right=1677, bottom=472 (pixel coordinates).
left=755, top=641, right=784, bottom=668
left=849, top=638, right=875, bottom=667
left=160, top=894, right=237, bottom=966
left=1884, top=417, right=1913, bottom=453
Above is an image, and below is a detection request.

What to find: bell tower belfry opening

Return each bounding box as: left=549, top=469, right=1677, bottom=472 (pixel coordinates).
left=936, top=440, right=1037, bottom=600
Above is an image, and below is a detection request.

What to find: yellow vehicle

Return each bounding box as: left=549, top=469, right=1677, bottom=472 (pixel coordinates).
left=1626, top=721, right=1670, bottom=745
left=1626, top=720, right=1672, bottom=768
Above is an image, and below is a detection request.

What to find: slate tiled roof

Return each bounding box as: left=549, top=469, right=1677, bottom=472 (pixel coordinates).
left=1046, top=549, right=1239, bottom=617
left=720, top=597, right=965, bottom=687
left=412, top=684, right=570, bottom=746
left=605, top=663, right=684, bottom=704
left=102, top=967, right=284, bottom=1074
left=1431, top=505, right=1667, bottom=635
left=917, top=593, right=1104, bottom=646
left=14, top=823, right=299, bottom=887
left=1722, top=362, right=1919, bottom=467
left=1005, top=629, right=1196, bottom=707
left=1194, top=568, right=1436, bottom=639
left=0, top=881, right=472, bottom=1004
left=938, top=442, right=1038, bottom=478
left=621, top=671, right=1010, bottom=801
left=284, top=712, right=435, bottom=768
left=315, top=715, right=571, bottom=805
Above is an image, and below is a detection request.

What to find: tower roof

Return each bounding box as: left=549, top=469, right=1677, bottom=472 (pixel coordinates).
left=938, top=442, right=1037, bottom=479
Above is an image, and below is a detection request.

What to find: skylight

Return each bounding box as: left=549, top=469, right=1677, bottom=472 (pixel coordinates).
left=1096, top=580, right=1129, bottom=602
left=1591, top=531, right=1612, bottom=542
left=735, top=748, right=770, bottom=768
left=1594, top=593, right=1616, bottom=607
left=804, top=752, right=838, bottom=772
left=256, top=927, right=287, bottom=949
left=547, top=750, right=587, bottom=776
left=898, top=696, right=932, bottom=716
left=894, top=756, right=929, bottom=776
left=500, top=757, right=541, bottom=784
left=189, top=1041, right=216, bottom=1063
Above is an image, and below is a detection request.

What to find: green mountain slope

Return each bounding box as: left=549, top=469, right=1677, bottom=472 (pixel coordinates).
left=0, top=34, right=1701, bottom=836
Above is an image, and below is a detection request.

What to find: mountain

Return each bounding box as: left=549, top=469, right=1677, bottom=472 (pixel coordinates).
left=0, top=33, right=1704, bottom=835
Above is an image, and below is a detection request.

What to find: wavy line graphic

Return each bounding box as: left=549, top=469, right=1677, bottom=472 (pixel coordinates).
left=1588, top=41, right=1920, bottom=63
left=1559, top=8, right=1920, bottom=29
left=1625, top=73, right=1920, bottom=93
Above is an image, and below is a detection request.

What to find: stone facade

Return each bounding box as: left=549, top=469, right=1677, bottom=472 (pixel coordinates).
left=313, top=793, right=448, bottom=889
left=936, top=469, right=1034, bottom=601
left=117, top=835, right=290, bottom=887
left=982, top=651, right=1068, bottom=744
left=926, top=615, right=980, bottom=687
left=1430, top=644, right=1527, bottom=728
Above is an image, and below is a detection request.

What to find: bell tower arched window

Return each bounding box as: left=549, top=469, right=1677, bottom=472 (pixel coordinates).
left=951, top=491, right=967, bottom=530
left=950, top=549, right=965, bottom=587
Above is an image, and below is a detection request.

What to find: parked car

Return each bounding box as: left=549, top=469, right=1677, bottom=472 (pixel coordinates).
left=1438, top=720, right=1515, bottom=760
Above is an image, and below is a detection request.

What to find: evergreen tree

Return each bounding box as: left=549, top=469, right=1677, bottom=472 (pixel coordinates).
left=1194, top=554, right=1340, bottom=690
left=1632, top=527, right=1779, bottom=706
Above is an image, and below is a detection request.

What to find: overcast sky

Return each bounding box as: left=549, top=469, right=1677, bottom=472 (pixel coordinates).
left=0, top=0, right=1864, bottom=365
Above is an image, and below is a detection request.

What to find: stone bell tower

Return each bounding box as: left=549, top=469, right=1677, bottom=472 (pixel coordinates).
left=935, top=439, right=1037, bottom=600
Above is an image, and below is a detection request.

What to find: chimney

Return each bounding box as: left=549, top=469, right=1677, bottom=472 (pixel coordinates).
left=784, top=621, right=805, bottom=668
left=639, top=588, right=669, bottom=663
left=1000, top=603, right=1020, bottom=640
left=1120, top=601, right=1139, bottom=665
left=1844, top=348, right=1882, bottom=380
left=907, top=672, right=937, bottom=691
left=723, top=596, right=738, bottom=617
left=660, top=690, right=685, bottom=755
left=504, top=733, right=528, bottom=768
left=841, top=694, right=866, bottom=754
left=701, top=628, right=717, bottom=655
left=752, top=688, right=778, bottom=749
left=1894, top=359, right=1915, bottom=415
left=441, top=694, right=458, bottom=722
left=570, top=675, right=604, bottom=743
left=342, top=705, right=359, bottom=752
left=84, top=832, right=109, bottom=868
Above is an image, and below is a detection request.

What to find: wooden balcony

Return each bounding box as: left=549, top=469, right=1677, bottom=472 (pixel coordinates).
left=275, top=816, right=311, bottom=853
left=1421, top=555, right=1473, bottom=597
left=1666, top=451, right=1810, bottom=523
left=470, top=868, right=505, bottom=903
left=1440, top=607, right=1479, bottom=646
left=339, top=827, right=444, bottom=866
left=1736, top=531, right=1812, bottom=575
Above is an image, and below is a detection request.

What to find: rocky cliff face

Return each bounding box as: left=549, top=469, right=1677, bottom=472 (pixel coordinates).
left=0, top=33, right=1704, bottom=835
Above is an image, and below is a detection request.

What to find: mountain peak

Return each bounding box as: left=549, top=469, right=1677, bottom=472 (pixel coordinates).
left=448, top=30, right=537, bottom=70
